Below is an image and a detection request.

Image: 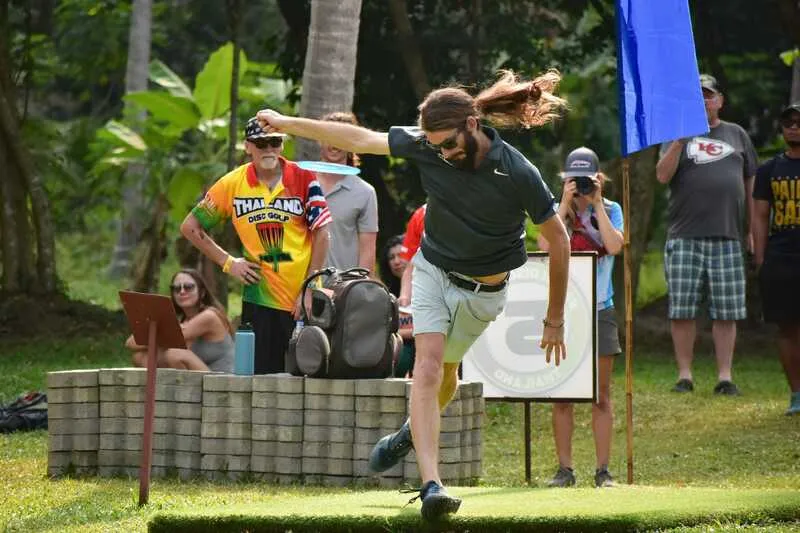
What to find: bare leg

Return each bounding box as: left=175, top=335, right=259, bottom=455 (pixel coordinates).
left=671, top=319, right=697, bottom=381
left=777, top=323, right=800, bottom=392
left=711, top=320, right=736, bottom=382
left=162, top=349, right=210, bottom=371
left=131, top=350, right=171, bottom=368
left=592, top=355, right=615, bottom=469
left=552, top=403, right=574, bottom=469
left=411, top=332, right=446, bottom=484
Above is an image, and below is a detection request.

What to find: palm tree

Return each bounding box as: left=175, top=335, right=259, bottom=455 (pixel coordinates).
left=296, top=0, right=364, bottom=160
left=107, top=0, right=153, bottom=279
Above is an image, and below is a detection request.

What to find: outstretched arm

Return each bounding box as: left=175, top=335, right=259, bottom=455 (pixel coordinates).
left=538, top=214, right=569, bottom=366
left=257, top=109, right=391, bottom=155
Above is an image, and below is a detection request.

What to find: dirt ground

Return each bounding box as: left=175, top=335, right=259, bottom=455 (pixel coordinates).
left=0, top=293, right=127, bottom=342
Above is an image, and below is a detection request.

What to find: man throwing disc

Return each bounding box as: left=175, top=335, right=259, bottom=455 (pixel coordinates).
left=257, top=69, right=570, bottom=520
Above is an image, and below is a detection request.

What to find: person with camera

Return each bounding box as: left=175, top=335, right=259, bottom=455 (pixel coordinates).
left=538, top=147, right=624, bottom=488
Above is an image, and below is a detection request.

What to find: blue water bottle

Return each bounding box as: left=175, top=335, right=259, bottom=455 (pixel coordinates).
left=234, top=322, right=255, bottom=376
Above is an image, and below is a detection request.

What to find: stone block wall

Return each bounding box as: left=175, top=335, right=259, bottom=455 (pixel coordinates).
left=47, top=369, right=484, bottom=487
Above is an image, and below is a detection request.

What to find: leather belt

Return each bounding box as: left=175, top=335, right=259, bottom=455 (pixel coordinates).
left=447, top=272, right=507, bottom=293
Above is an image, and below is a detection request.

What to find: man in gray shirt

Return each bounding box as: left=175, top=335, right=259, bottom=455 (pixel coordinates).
left=257, top=68, right=570, bottom=520
left=656, top=74, right=758, bottom=396
left=317, top=112, right=379, bottom=272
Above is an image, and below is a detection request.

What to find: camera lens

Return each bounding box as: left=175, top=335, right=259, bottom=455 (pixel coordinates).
left=574, top=176, right=595, bottom=196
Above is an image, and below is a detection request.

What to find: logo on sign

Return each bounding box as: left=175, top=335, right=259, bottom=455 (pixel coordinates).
left=687, top=137, right=734, bottom=164
left=465, top=258, right=593, bottom=396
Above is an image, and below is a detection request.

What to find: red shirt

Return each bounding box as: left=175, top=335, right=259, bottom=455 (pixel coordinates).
left=401, top=204, right=426, bottom=261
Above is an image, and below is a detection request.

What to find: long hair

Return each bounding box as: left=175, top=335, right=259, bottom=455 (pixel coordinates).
left=378, top=235, right=405, bottom=297
left=321, top=111, right=361, bottom=167
left=170, top=268, right=233, bottom=335
left=418, top=69, right=567, bottom=131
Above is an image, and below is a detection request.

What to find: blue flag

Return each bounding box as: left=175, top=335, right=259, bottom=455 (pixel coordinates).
left=616, top=0, right=708, bottom=156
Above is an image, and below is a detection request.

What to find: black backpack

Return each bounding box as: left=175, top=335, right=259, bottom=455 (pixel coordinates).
left=0, top=391, right=48, bottom=433
left=286, top=267, right=400, bottom=379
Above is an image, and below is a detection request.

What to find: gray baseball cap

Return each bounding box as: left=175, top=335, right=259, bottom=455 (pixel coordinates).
left=562, top=147, right=600, bottom=179
left=700, top=74, right=721, bottom=94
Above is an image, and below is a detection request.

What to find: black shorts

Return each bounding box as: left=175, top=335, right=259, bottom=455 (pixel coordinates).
left=759, top=255, right=800, bottom=324
left=241, top=302, right=295, bottom=374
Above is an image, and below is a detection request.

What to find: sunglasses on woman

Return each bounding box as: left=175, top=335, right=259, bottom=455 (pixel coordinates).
left=250, top=137, right=283, bottom=149
left=171, top=282, right=197, bottom=294
left=780, top=117, right=800, bottom=129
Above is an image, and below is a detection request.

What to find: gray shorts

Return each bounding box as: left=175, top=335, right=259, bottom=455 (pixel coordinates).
left=598, top=307, right=622, bottom=356
left=411, top=250, right=507, bottom=363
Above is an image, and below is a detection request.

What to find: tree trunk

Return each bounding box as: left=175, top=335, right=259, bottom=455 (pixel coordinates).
left=297, top=0, right=363, bottom=160
left=387, top=0, right=430, bottom=101
left=0, top=88, right=56, bottom=293
left=792, top=57, right=800, bottom=104
left=108, top=0, right=152, bottom=279
left=131, top=193, right=168, bottom=294
left=604, top=147, right=659, bottom=321
left=0, top=138, right=21, bottom=292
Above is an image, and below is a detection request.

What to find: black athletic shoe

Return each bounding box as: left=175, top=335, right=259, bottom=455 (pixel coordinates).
left=671, top=378, right=694, bottom=393
left=713, top=380, right=740, bottom=396
left=368, top=419, right=413, bottom=473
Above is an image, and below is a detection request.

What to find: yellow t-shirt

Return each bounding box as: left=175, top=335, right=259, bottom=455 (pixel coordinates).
left=192, top=158, right=332, bottom=311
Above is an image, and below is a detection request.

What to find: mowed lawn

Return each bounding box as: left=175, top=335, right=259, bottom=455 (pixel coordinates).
left=1, top=328, right=799, bottom=532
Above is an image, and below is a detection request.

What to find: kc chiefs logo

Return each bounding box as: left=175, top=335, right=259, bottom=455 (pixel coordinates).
left=687, top=137, right=735, bottom=164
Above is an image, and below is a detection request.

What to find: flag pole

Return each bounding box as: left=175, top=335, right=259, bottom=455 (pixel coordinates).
left=622, top=157, right=634, bottom=484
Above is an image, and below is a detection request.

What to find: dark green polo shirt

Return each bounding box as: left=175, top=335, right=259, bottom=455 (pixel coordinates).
left=388, top=125, right=555, bottom=276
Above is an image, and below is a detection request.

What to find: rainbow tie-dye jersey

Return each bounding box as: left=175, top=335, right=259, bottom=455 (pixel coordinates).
left=192, top=158, right=332, bottom=311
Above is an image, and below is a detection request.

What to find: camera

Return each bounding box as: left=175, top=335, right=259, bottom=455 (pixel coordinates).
left=573, top=176, right=596, bottom=196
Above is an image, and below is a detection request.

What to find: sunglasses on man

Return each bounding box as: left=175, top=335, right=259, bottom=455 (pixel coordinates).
left=250, top=137, right=283, bottom=149
left=780, top=117, right=800, bottom=129
left=425, top=128, right=462, bottom=152
left=171, top=282, right=197, bottom=294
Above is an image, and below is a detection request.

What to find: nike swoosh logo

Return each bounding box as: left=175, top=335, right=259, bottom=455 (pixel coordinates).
left=494, top=168, right=509, bottom=176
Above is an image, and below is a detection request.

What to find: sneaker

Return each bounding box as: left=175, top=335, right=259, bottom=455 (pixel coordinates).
left=418, top=480, right=462, bottom=521
left=713, top=380, right=740, bottom=396
left=368, top=419, right=413, bottom=473
left=671, top=379, right=694, bottom=393
left=546, top=466, right=576, bottom=487
left=785, top=392, right=800, bottom=416
left=594, top=467, right=615, bottom=488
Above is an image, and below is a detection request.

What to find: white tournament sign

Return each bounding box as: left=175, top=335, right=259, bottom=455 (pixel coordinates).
left=461, top=252, right=598, bottom=401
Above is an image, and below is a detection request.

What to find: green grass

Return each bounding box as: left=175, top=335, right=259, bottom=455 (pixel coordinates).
left=146, top=487, right=800, bottom=532
left=636, top=249, right=667, bottom=307
left=1, top=337, right=799, bottom=532
left=0, top=232, right=797, bottom=532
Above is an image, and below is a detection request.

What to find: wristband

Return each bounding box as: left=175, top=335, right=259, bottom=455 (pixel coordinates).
left=222, top=255, right=234, bottom=274
left=542, top=318, right=564, bottom=328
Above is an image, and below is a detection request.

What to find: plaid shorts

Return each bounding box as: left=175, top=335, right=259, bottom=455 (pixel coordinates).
left=664, top=238, right=746, bottom=320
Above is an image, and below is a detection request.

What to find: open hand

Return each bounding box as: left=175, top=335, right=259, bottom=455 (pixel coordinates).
left=229, top=258, right=261, bottom=285
left=541, top=323, right=566, bottom=366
